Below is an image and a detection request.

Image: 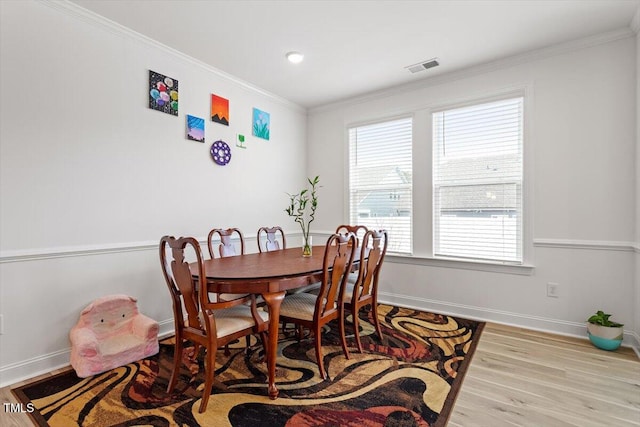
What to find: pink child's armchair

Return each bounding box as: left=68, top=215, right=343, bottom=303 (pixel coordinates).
left=70, top=294, right=159, bottom=378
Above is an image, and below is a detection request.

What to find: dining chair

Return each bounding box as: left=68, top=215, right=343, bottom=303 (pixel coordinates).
left=160, top=235, right=269, bottom=413
left=206, top=227, right=249, bottom=299
left=207, top=227, right=245, bottom=259
left=278, top=232, right=357, bottom=380
left=335, top=224, right=368, bottom=246
left=257, top=226, right=286, bottom=252
left=335, top=224, right=368, bottom=283
left=341, top=229, right=388, bottom=353
left=206, top=227, right=253, bottom=354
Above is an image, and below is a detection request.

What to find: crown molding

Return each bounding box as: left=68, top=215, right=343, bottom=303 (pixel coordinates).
left=309, top=27, right=634, bottom=114
left=42, top=0, right=305, bottom=113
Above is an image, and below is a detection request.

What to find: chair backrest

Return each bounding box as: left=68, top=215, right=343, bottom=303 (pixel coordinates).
left=161, top=235, right=255, bottom=335
left=335, top=224, right=368, bottom=245
left=257, top=226, right=286, bottom=252
left=160, top=235, right=205, bottom=333
left=316, top=233, right=357, bottom=318
left=207, top=228, right=245, bottom=258
left=353, top=229, right=388, bottom=301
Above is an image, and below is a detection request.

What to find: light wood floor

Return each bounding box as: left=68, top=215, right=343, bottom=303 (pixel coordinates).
left=1, top=323, right=638, bottom=426
left=449, top=323, right=640, bottom=426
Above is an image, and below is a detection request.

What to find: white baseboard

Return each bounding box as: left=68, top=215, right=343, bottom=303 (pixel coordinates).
left=378, top=292, right=640, bottom=357
left=0, top=320, right=175, bottom=389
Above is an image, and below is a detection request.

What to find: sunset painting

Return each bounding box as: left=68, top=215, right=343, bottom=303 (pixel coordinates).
left=211, top=94, right=229, bottom=125
left=186, top=115, right=205, bottom=142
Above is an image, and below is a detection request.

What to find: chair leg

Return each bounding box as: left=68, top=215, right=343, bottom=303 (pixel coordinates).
left=224, top=344, right=230, bottom=356
left=371, top=302, right=383, bottom=342
left=352, top=307, right=364, bottom=353
left=313, top=325, right=327, bottom=380
left=339, top=306, right=350, bottom=360
left=167, top=337, right=182, bottom=393
left=199, top=348, right=215, bottom=413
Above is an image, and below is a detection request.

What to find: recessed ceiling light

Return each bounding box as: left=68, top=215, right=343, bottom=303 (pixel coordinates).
left=286, top=51, right=304, bottom=64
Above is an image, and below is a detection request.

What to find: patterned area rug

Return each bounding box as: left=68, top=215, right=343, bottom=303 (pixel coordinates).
left=12, top=304, right=484, bottom=427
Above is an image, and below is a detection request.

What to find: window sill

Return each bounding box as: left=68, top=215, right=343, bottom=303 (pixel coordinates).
left=385, top=253, right=534, bottom=276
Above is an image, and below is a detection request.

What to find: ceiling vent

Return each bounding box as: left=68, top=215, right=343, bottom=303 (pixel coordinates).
left=405, top=58, right=439, bottom=74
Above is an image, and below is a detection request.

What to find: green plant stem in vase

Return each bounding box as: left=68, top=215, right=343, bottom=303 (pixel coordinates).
left=285, top=176, right=320, bottom=257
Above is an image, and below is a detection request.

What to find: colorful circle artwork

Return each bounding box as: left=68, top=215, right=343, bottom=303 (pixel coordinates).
left=148, top=70, right=178, bottom=116
left=211, top=140, right=231, bottom=166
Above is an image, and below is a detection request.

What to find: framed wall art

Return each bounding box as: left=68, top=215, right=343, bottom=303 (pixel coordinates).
left=148, top=70, right=178, bottom=116
left=252, top=108, right=270, bottom=140
left=186, top=115, right=205, bottom=142
left=211, top=94, right=229, bottom=125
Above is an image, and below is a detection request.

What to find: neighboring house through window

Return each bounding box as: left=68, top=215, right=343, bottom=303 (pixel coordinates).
left=432, top=96, right=524, bottom=263
left=348, top=117, right=413, bottom=254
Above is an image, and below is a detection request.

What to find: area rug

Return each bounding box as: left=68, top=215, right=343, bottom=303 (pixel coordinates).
left=12, top=304, right=484, bottom=427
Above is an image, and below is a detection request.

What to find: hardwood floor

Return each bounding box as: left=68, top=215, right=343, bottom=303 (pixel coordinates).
left=1, top=323, right=638, bottom=426
left=449, top=323, right=640, bottom=427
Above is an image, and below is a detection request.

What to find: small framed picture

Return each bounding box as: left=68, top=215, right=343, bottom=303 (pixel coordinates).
left=252, top=108, right=270, bottom=140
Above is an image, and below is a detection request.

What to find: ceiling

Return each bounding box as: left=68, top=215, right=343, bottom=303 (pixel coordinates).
left=69, top=0, right=639, bottom=109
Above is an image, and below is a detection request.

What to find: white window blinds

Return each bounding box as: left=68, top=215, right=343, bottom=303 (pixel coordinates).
left=433, top=97, right=523, bottom=263
left=348, top=117, right=412, bottom=254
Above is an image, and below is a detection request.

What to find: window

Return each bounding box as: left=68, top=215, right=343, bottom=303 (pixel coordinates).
left=348, top=117, right=412, bottom=254
left=433, top=97, right=523, bottom=263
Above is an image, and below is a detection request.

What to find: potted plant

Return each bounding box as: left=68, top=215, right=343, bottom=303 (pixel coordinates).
left=587, top=310, right=624, bottom=351
left=285, top=176, right=319, bottom=257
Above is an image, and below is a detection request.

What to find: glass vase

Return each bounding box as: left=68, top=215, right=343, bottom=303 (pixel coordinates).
left=302, top=235, right=312, bottom=257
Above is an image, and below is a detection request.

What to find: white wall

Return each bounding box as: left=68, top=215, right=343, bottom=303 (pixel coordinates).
left=0, top=1, right=307, bottom=386
left=308, top=34, right=639, bottom=350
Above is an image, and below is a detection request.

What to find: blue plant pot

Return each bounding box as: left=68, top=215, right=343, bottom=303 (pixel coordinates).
left=587, top=332, right=622, bottom=351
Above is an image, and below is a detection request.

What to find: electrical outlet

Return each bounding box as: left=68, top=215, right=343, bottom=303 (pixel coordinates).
left=547, top=282, right=560, bottom=298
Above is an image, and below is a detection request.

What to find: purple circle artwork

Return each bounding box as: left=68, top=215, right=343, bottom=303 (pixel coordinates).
left=211, top=140, right=231, bottom=166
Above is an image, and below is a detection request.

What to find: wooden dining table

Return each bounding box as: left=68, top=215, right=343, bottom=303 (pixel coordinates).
left=189, top=245, right=331, bottom=400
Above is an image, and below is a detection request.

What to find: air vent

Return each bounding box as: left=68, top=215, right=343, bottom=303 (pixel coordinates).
left=405, top=58, right=439, bottom=74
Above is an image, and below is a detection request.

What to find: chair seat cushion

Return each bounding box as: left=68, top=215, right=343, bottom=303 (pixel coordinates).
left=201, top=305, right=269, bottom=337
left=98, top=334, right=146, bottom=357
left=280, top=292, right=325, bottom=321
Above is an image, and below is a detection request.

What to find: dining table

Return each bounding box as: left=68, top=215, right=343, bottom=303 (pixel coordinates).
left=189, top=245, right=333, bottom=400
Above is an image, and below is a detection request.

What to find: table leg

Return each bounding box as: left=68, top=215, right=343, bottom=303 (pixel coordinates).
left=261, top=290, right=285, bottom=399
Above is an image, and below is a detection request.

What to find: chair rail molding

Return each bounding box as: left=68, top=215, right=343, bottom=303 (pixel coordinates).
left=0, top=230, right=305, bottom=263
left=0, top=241, right=159, bottom=263
left=533, top=238, right=636, bottom=252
